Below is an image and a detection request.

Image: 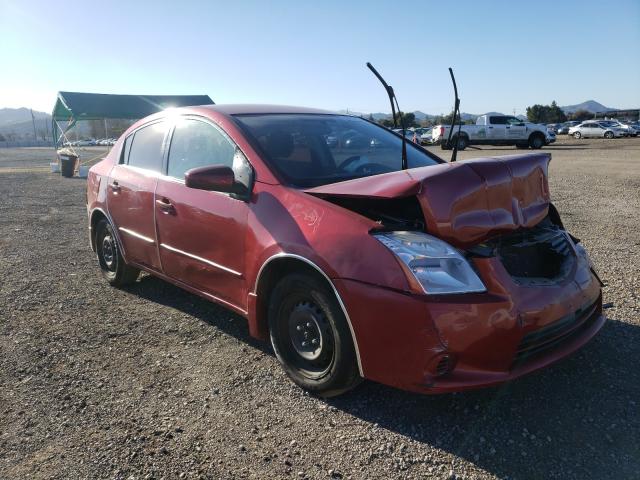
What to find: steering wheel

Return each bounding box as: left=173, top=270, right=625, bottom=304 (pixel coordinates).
left=338, top=155, right=364, bottom=172
left=339, top=156, right=393, bottom=175
left=354, top=163, right=393, bottom=175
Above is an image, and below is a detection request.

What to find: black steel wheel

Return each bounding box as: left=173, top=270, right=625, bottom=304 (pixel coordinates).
left=95, top=219, right=139, bottom=286
left=268, top=273, right=361, bottom=397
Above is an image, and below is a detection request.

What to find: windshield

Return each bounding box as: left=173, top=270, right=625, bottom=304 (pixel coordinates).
left=233, top=114, right=442, bottom=187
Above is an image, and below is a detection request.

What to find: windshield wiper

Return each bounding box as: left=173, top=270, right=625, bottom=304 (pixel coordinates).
left=447, top=67, right=463, bottom=163
left=366, top=62, right=407, bottom=170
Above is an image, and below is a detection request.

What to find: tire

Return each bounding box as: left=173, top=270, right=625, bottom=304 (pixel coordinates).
left=604, top=131, right=614, bottom=139
left=455, top=135, right=468, bottom=151
left=95, top=219, right=139, bottom=286
left=440, top=141, right=451, bottom=150
left=528, top=134, right=545, bottom=149
left=268, top=273, right=361, bottom=397
left=573, top=132, right=582, bottom=139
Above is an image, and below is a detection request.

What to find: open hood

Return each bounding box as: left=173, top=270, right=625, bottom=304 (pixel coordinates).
left=304, top=153, right=551, bottom=248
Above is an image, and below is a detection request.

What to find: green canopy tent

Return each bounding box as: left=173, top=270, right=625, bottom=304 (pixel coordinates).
left=52, top=91, right=214, bottom=148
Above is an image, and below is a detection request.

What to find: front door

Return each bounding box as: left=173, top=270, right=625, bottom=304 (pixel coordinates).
left=505, top=116, right=526, bottom=140
left=154, top=117, right=250, bottom=310
left=107, top=121, right=167, bottom=271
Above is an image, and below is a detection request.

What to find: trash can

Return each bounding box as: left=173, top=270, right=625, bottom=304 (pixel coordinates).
left=58, top=152, right=78, bottom=177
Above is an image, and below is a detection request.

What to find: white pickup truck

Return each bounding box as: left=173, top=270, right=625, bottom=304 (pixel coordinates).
left=432, top=114, right=554, bottom=150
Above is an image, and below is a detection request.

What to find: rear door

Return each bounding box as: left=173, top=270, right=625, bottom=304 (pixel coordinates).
left=154, top=117, right=251, bottom=309
left=584, top=122, right=604, bottom=137
left=107, top=121, right=167, bottom=271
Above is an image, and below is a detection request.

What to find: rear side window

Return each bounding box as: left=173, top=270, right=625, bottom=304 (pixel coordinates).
left=128, top=122, right=166, bottom=172
left=121, top=135, right=133, bottom=164
left=167, top=119, right=235, bottom=179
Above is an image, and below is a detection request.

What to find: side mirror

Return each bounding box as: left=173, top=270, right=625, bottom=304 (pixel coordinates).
left=185, top=165, right=240, bottom=194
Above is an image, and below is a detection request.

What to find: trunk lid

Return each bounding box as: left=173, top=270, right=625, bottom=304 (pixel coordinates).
left=304, top=153, right=551, bottom=248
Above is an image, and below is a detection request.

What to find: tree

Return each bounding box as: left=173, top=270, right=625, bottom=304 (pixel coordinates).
left=377, top=111, right=417, bottom=128
left=567, top=109, right=593, bottom=122
left=526, top=101, right=567, bottom=124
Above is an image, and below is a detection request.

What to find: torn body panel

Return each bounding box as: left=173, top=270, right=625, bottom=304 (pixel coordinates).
left=305, top=153, right=551, bottom=247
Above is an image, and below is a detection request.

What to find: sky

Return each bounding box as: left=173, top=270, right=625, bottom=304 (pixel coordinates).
left=1, top=0, right=639, bottom=116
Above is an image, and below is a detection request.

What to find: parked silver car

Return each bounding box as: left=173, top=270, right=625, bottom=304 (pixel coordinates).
left=599, top=120, right=637, bottom=137
left=568, top=121, right=625, bottom=139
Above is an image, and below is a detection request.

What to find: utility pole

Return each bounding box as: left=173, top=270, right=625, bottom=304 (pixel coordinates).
left=30, top=109, right=37, bottom=141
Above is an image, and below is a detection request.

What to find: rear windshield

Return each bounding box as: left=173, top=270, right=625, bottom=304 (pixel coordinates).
left=233, top=114, right=441, bottom=188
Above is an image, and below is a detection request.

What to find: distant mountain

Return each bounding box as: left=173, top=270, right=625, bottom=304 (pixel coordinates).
left=0, top=107, right=50, bottom=127
left=560, top=100, right=613, bottom=114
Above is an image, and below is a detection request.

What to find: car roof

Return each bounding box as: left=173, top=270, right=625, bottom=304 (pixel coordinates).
left=198, top=104, right=338, bottom=116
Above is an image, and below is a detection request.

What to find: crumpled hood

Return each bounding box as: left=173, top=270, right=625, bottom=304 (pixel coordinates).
left=304, top=153, right=551, bottom=247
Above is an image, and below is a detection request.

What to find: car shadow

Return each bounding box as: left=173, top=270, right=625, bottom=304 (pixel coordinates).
left=124, top=276, right=639, bottom=479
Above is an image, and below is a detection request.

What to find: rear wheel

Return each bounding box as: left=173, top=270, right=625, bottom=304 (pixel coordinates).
left=573, top=131, right=582, bottom=139
left=268, top=273, right=360, bottom=397
left=455, top=135, right=468, bottom=150
left=604, top=131, right=614, bottom=139
left=95, top=219, right=139, bottom=286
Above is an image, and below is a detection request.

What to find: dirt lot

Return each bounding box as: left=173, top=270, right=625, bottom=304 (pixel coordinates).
left=1, top=138, right=639, bottom=479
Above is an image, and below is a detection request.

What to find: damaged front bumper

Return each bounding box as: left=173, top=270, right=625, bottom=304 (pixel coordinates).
left=334, top=237, right=604, bottom=394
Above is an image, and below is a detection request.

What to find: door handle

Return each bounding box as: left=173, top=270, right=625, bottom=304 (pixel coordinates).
left=488, top=126, right=493, bottom=129
left=110, top=181, right=120, bottom=193
left=156, top=198, right=175, bottom=214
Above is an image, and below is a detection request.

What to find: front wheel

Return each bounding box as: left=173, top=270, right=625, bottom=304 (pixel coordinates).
left=604, top=131, right=614, bottom=139
left=529, top=134, right=545, bottom=149
left=573, top=132, right=582, bottom=139
left=95, top=219, right=140, bottom=286
left=268, top=273, right=361, bottom=397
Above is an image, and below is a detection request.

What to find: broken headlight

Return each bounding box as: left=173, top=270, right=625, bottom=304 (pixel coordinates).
left=374, top=231, right=486, bottom=295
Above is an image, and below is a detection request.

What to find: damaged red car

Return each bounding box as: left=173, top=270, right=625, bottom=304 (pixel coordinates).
left=86, top=105, right=605, bottom=396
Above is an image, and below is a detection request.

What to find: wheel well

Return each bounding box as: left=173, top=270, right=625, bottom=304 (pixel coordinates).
left=529, top=131, right=545, bottom=141
left=89, top=210, right=108, bottom=252
left=253, top=257, right=327, bottom=337
left=252, top=255, right=363, bottom=375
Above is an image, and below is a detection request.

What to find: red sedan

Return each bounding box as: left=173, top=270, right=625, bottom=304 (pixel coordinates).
left=86, top=105, right=605, bottom=396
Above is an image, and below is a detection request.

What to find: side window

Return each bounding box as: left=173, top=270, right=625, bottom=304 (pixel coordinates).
left=128, top=122, right=166, bottom=172
left=490, top=116, right=507, bottom=125
left=121, top=134, right=133, bottom=164
left=167, top=119, right=235, bottom=179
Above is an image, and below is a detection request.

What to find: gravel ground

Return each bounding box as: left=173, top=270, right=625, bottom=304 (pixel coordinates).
left=1, top=138, right=639, bottom=479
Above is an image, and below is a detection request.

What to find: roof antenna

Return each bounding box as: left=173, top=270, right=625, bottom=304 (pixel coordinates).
left=366, top=62, right=407, bottom=170
left=446, top=67, right=463, bottom=163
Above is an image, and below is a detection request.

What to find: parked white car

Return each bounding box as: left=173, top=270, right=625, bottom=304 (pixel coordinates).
left=568, top=122, right=625, bottom=139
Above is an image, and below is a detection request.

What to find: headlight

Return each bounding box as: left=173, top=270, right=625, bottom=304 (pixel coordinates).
left=374, top=231, right=486, bottom=295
